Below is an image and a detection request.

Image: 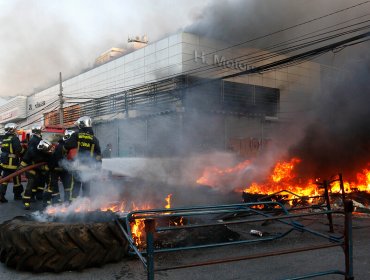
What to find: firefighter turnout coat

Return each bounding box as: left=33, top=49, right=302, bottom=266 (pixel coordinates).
left=0, top=132, right=24, bottom=199
left=64, top=128, right=102, bottom=163
left=0, top=132, right=23, bottom=170
left=20, top=146, right=52, bottom=208
left=63, top=127, right=101, bottom=199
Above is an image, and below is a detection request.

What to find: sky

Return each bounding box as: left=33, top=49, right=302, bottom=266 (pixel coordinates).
left=0, top=0, right=212, bottom=98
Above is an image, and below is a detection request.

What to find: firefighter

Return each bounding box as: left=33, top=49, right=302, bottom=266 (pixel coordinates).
left=28, top=125, right=45, bottom=201
left=64, top=116, right=102, bottom=200
left=43, top=130, right=74, bottom=206
left=0, top=123, right=24, bottom=202
left=20, top=139, right=54, bottom=210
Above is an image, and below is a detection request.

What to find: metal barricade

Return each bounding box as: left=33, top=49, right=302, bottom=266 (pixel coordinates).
left=116, top=200, right=354, bottom=280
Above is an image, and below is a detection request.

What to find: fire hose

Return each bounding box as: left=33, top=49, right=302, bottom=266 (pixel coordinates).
left=0, top=162, right=46, bottom=185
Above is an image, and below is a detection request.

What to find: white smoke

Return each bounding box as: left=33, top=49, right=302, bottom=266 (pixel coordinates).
left=59, top=157, right=102, bottom=183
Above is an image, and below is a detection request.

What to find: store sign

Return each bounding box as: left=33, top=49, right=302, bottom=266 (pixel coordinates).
left=28, top=100, right=46, bottom=111
left=194, top=50, right=254, bottom=72
left=0, top=109, right=18, bottom=121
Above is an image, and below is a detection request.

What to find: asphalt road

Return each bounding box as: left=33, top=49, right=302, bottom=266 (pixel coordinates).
left=0, top=191, right=369, bottom=280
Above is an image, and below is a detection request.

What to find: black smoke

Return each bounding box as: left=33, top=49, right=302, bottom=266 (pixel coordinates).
left=185, top=0, right=356, bottom=48
left=289, top=46, right=370, bottom=179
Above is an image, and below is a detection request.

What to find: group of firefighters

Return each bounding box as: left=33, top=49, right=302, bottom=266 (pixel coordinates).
left=0, top=116, right=102, bottom=210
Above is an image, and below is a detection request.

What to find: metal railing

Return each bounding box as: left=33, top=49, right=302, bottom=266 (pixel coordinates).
left=116, top=199, right=354, bottom=280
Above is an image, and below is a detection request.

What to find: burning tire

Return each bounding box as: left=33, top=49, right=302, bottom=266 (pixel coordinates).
left=0, top=212, right=128, bottom=272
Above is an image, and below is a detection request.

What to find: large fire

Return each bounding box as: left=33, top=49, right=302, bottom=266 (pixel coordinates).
left=246, top=158, right=320, bottom=198
left=196, top=157, right=370, bottom=201
left=43, top=157, right=370, bottom=249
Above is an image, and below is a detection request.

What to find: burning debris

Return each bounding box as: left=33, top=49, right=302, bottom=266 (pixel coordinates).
left=28, top=191, right=182, bottom=248
left=196, top=156, right=370, bottom=213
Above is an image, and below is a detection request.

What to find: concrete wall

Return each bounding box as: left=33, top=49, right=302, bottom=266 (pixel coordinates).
left=94, top=111, right=265, bottom=159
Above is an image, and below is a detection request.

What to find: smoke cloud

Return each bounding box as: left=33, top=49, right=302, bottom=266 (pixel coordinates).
left=91, top=0, right=369, bottom=198
left=185, top=0, right=370, bottom=182
left=289, top=47, right=370, bottom=179
left=29, top=0, right=370, bottom=216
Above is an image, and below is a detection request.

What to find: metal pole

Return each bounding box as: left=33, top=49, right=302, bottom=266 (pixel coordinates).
left=116, top=119, right=120, bottom=157
left=224, top=115, right=227, bottom=151
left=339, top=174, right=347, bottom=210
left=59, top=72, right=64, bottom=126
left=145, top=219, right=155, bottom=280
left=124, top=92, right=128, bottom=117
left=344, top=200, right=354, bottom=280
left=323, top=180, right=334, bottom=233
left=145, top=119, right=148, bottom=157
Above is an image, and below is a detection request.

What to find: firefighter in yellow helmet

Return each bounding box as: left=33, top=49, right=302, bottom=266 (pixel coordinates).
left=0, top=123, right=24, bottom=202
left=63, top=116, right=102, bottom=200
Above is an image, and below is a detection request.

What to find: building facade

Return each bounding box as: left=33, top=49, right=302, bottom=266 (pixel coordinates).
left=0, top=32, right=321, bottom=158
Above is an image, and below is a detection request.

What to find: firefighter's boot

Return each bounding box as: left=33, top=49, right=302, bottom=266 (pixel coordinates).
left=36, top=189, right=43, bottom=201
left=13, top=193, right=22, bottom=200
left=13, top=184, right=23, bottom=200
left=0, top=184, right=8, bottom=203
left=24, top=202, right=31, bottom=210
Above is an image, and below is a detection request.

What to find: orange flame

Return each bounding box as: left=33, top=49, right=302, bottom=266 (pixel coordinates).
left=196, top=160, right=251, bottom=187
left=245, top=158, right=319, bottom=197
left=100, top=201, right=126, bottom=212
left=196, top=157, right=370, bottom=204
left=246, top=159, right=370, bottom=196
left=131, top=218, right=145, bottom=246
left=165, top=194, right=172, bottom=209
left=331, top=168, right=370, bottom=193
left=130, top=194, right=178, bottom=247
left=271, top=158, right=301, bottom=183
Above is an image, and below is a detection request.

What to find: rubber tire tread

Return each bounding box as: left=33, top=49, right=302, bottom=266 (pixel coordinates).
left=0, top=216, right=128, bottom=272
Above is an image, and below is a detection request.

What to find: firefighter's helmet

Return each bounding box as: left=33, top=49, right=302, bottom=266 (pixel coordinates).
left=75, top=116, right=92, bottom=129
left=4, top=123, right=18, bottom=134
left=31, top=125, right=42, bottom=135
left=37, top=139, right=53, bottom=153
left=63, top=129, right=75, bottom=141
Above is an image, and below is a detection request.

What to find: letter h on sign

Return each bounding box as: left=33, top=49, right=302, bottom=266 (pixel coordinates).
left=194, top=50, right=206, bottom=64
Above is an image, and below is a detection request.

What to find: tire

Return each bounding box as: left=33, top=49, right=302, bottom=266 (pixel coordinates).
left=0, top=214, right=129, bottom=272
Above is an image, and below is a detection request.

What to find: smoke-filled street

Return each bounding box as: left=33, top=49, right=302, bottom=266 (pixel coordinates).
left=0, top=0, right=370, bottom=279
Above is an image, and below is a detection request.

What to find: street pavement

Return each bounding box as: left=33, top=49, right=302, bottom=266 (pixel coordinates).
left=0, top=190, right=369, bottom=280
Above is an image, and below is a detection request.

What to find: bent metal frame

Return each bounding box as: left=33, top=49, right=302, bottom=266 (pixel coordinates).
left=116, top=197, right=354, bottom=280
